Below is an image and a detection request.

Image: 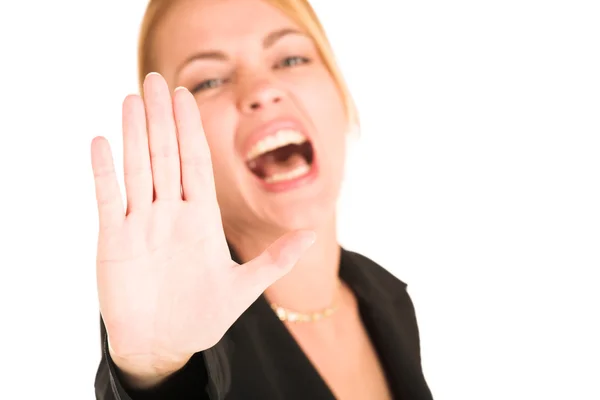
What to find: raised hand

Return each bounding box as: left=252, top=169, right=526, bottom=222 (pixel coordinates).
left=90, top=73, right=315, bottom=385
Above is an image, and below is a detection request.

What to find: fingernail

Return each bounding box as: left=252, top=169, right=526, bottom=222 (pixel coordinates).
left=301, top=230, right=317, bottom=246
left=175, top=86, right=189, bottom=93
left=145, top=71, right=161, bottom=79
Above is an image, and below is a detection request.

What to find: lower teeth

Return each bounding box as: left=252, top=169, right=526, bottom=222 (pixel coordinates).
left=264, top=164, right=310, bottom=184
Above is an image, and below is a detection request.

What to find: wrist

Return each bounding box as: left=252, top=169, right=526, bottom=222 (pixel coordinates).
left=107, top=338, right=190, bottom=389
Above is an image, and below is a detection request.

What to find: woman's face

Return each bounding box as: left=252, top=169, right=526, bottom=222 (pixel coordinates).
left=152, top=0, right=349, bottom=235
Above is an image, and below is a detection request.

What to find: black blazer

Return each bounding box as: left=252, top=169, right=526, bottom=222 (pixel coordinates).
left=95, top=248, right=434, bottom=399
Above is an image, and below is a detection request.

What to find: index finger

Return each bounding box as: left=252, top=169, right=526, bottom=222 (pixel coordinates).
left=172, top=86, right=216, bottom=202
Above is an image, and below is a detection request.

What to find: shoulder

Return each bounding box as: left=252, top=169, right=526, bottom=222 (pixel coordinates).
left=342, top=248, right=408, bottom=286
left=340, top=248, right=424, bottom=351
left=340, top=248, right=410, bottom=303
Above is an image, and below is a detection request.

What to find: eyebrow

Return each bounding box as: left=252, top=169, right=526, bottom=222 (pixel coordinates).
left=176, top=28, right=306, bottom=75
left=263, top=28, right=304, bottom=48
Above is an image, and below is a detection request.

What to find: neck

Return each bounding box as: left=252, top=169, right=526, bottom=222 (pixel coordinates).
left=225, top=215, right=342, bottom=313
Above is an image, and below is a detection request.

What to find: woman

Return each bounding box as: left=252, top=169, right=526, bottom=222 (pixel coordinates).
left=92, top=0, right=433, bottom=398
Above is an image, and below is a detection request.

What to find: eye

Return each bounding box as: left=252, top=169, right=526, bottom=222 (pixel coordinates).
left=275, top=56, right=311, bottom=69
left=190, top=78, right=227, bottom=94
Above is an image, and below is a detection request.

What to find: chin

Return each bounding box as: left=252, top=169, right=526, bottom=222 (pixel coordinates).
left=262, top=193, right=338, bottom=232
left=241, top=168, right=341, bottom=234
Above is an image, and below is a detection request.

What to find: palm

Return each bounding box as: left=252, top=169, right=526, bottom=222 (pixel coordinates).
left=91, top=73, right=314, bottom=365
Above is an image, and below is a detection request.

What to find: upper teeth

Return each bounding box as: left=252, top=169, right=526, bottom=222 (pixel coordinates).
left=246, top=129, right=307, bottom=160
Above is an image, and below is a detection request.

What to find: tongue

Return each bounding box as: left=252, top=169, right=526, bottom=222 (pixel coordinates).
left=261, top=152, right=307, bottom=178
left=248, top=144, right=310, bottom=179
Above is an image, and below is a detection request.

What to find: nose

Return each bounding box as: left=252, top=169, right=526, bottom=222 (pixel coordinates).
left=238, top=81, right=284, bottom=114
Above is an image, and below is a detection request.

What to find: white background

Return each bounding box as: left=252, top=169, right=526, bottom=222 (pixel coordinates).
left=1, top=0, right=599, bottom=399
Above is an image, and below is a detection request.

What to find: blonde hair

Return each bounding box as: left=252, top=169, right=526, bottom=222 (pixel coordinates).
left=136, top=0, right=359, bottom=128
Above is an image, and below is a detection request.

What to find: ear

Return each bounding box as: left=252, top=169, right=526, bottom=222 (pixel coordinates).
left=346, top=122, right=361, bottom=140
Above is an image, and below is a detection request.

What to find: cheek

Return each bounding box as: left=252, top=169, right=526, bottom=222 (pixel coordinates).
left=195, top=96, right=239, bottom=181
left=294, top=71, right=348, bottom=152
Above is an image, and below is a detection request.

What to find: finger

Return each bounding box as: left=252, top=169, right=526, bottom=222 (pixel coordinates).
left=172, top=86, right=216, bottom=202
left=143, top=72, right=181, bottom=200
left=122, top=94, right=153, bottom=213
left=91, top=136, right=125, bottom=231
left=232, top=230, right=316, bottom=307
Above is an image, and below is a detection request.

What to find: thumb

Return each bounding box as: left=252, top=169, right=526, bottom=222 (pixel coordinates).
left=233, top=230, right=316, bottom=301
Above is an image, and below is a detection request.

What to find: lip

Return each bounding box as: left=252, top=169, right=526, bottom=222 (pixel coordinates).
left=240, top=117, right=312, bottom=161
left=239, top=117, right=319, bottom=193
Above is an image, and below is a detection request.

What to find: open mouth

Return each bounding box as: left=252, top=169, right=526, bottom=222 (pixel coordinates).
left=245, top=129, right=315, bottom=184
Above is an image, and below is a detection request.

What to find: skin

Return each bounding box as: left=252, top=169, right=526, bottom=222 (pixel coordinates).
left=151, top=0, right=349, bottom=312
left=91, top=0, right=391, bottom=398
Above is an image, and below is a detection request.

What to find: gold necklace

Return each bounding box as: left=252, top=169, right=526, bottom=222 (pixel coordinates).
left=269, top=282, right=343, bottom=323
left=270, top=302, right=338, bottom=322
